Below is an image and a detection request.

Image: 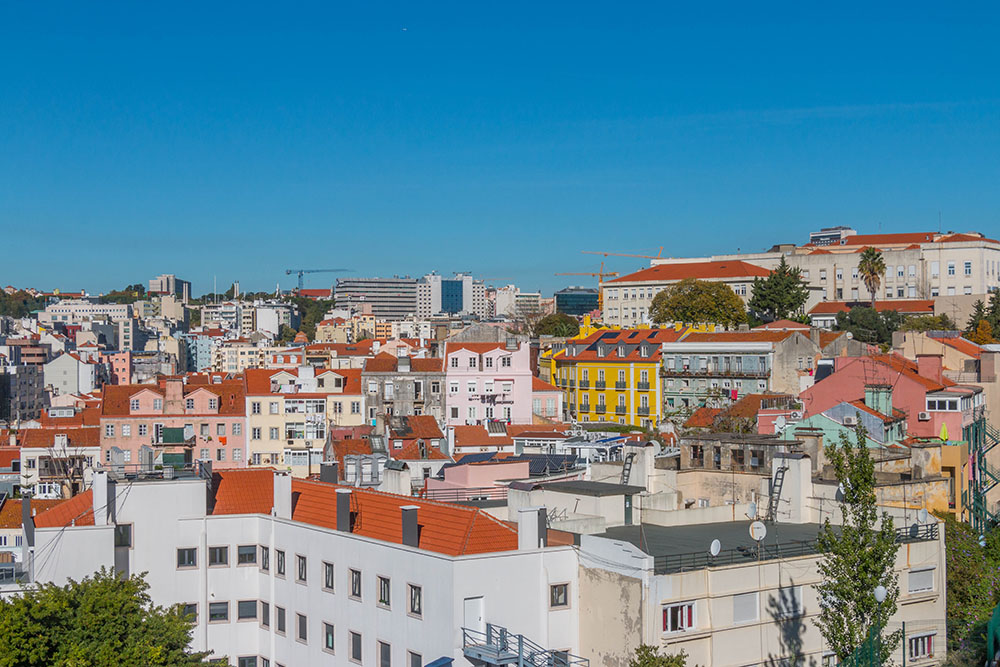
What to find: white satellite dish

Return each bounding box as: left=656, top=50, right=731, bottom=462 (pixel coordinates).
left=750, top=521, right=768, bottom=542
left=747, top=501, right=758, bottom=519
left=918, top=508, right=929, bottom=524
left=774, top=415, right=787, bottom=434
left=709, top=539, right=721, bottom=557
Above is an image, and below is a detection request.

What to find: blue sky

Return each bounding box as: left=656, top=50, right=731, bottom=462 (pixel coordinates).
left=2, top=3, right=999, bottom=296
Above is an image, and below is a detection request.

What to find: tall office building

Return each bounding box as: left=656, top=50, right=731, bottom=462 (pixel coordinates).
left=555, top=287, right=599, bottom=316
left=334, top=277, right=419, bottom=319
left=416, top=273, right=488, bottom=318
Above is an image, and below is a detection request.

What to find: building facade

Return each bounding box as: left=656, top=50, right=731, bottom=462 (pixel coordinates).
left=443, top=342, right=533, bottom=426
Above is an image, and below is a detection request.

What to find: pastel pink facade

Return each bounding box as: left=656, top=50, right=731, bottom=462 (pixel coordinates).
left=100, top=351, right=133, bottom=385
left=444, top=342, right=533, bottom=426
left=99, top=378, right=247, bottom=467
left=424, top=460, right=530, bottom=500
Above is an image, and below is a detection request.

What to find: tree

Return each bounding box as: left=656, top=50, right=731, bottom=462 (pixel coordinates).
left=533, top=313, right=580, bottom=337
left=629, top=644, right=688, bottom=667
left=988, top=291, right=1000, bottom=332
left=857, top=247, right=886, bottom=307
left=816, top=424, right=901, bottom=663
left=276, top=324, right=297, bottom=344
left=649, top=279, right=747, bottom=328
left=0, top=568, right=215, bottom=665
left=899, top=313, right=956, bottom=332
left=99, top=284, right=146, bottom=305
left=0, top=290, right=46, bottom=318
left=746, top=257, right=809, bottom=322
left=968, top=320, right=997, bottom=345
left=966, top=300, right=988, bottom=334
left=834, top=307, right=902, bottom=346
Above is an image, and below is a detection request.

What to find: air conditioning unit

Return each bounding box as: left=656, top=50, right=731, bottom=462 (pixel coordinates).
left=843, top=416, right=857, bottom=426
left=918, top=411, right=931, bottom=421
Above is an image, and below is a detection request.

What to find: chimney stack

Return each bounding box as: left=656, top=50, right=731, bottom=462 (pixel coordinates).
left=21, top=494, right=34, bottom=547
left=517, top=506, right=548, bottom=550
left=400, top=505, right=419, bottom=548
left=336, top=489, right=352, bottom=532
left=320, top=462, right=339, bottom=484
left=916, top=354, right=944, bottom=385
left=272, top=472, right=292, bottom=519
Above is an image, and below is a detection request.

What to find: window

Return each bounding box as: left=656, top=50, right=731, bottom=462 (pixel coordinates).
left=237, top=658, right=257, bottom=667
left=276, top=606, right=286, bottom=634
left=269, top=427, right=279, bottom=440
left=209, top=546, right=229, bottom=567
left=378, top=576, right=391, bottom=607
left=153, top=399, right=162, bottom=410
left=550, top=583, right=569, bottom=608
left=351, top=401, right=361, bottom=414
left=208, top=602, right=229, bottom=622
left=216, top=448, right=225, bottom=462
left=408, top=584, right=422, bottom=617
left=269, top=401, right=279, bottom=414
left=105, top=424, right=115, bottom=437
left=252, top=401, right=261, bottom=415
left=450, top=357, right=458, bottom=368
left=237, top=600, right=257, bottom=620
left=948, top=261, right=956, bottom=276
left=485, top=357, right=493, bottom=368
left=324, top=562, right=335, bottom=591
left=216, top=423, right=226, bottom=436
left=733, top=592, right=758, bottom=624
left=350, top=569, right=362, bottom=599
left=233, top=447, right=242, bottom=462
left=501, top=356, right=511, bottom=368
left=186, top=398, right=195, bottom=410
left=297, top=555, right=308, bottom=583
left=379, top=640, right=391, bottom=667
left=261, top=602, right=270, bottom=628
left=350, top=631, right=363, bottom=663
left=260, top=546, right=269, bottom=571
left=409, top=652, right=422, bottom=667
left=114, top=524, right=132, bottom=548
left=467, top=381, right=476, bottom=393
left=324, top=622, right=335, bottom=653
left=965, top=261, right=973, bottom=276
left=177, top=548, right=197, bottom=568
left=182, top=603, right=197, bottom=622
left=252, top=427, right=261, bottom=440
left=138, top=424, right=147, bottom=436
left=276, top=550, right=285, bottom=576
left=237, top=545, right=256, bottom=565
left=910, top=634, right=935, bottom=660
left=130, top=398, right=140, bottom=411
left=297, top=613, right=308, bottom=642
left=121, top=424, right=131, bottom=437
left=908, top=568, right=934, bottom=593
left=662, top=602, right=694, bottom=632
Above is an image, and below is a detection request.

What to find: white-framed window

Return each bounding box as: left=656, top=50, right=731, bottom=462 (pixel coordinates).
left=501, top=356, right=511, bottom=368
left=105, top=424, right=115, bottom=437
left=908, top=633, right=935, bottom=661
left=129, top=398, right=140, bottom=411
left=186, top=398, right=195, bottom=410
left=662, top=602, right=694, bottom=633
left=948, top=261, right=956, bottom=276
left=153, top=399, right=162, bottom=410
left=122, top=424, right=131, bottom=437
left=908, top=568, right=934, bottom=593
left=450, top=357, right=458, bottom=368
left=965, top=261, right=973, bottom=276
left=251, top=427, right=261, bottom=440
left=138, top=424, right=147, bottom=436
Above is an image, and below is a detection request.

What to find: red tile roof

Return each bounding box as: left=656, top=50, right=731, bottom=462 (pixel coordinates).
left=33, top=490, right=95, bottom=528
left=328, top=439, right=373, bottom=470
left=36, top=406, right=102, bottom=427
left=808, top=300, right=935, bottom=315
left=388, top=415, right=444, bottom=440
left=393, top=440, right=450, bottom=461
left=445, top=343, right=507, bottom=355
left=869, top=354, right=955, bottom=392
left=305, top=340, right=376, bottom=356
left=838, top=232, right=936, bottom=246
left=0, top=498, right=65, bottom=529
left=559, top=328, right=684, bottom=362
left=928, top=334, right=982, bottom=359
left=102, top=382, right=246, bottom=416
left=684, top=407, right=722, bottom=428
left=532, top=377, right=560, bottom=392
left=678, top=330, right=797, bottom=343
left=212, top=469, right=277, bottom=515
left=608, top=260, right=770, bottom=283
left=452, top=425, right=513, bottom=448
left=754, top=319, right=810, bottom=331
left=364, top=353, right=443, bottom=373
left=0, top=448, right=19, bottom=468
left=846, top=399, right=906, bottom=423
left=936, top=233, right=999, bottom=244
left=18, top=427, right=101, bottom=449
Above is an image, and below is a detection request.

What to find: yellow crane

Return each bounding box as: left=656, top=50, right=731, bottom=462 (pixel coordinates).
left=582, top=247, right=664, bottom=260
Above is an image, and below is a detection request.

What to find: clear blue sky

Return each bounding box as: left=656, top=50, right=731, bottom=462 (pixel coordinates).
left=2, top=3, right=998, bottom=297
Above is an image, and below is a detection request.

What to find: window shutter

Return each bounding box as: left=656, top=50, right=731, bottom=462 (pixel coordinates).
left=733, top=592, right=758, bottom=624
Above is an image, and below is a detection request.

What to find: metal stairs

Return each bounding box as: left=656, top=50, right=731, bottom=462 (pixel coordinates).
left=463, top=624, right=587, bottom=667
left=765, top=466, right=788, bottom=522
left=620, top=452, right=636, bottom=485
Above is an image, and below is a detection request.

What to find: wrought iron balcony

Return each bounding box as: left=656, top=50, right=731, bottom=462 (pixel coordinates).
left=595, top=405, right=606, bottom=414
left=638, top=406, right=651, bottom=416
left=595, top=381, right=606, bottom=390
left=578, top=379, right=590, bottom=389
left=637, top=382, right=650, bottom=391
left=615, top=381, right=627, bottom=389
left=615, top=405, right=627, bottom=414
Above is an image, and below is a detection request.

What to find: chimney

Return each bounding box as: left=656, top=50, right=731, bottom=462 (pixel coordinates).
left=916, top=354, right=944, bottom=385
left=809, top=328, right=821, bottom=347
left=517, top=506, right=548, bottom=550
left=21, top=494, right=35, bottom=547
left=273, top=471, right=292, bottom=519
left=400, top=505, right=419, bottom=548
left=163, top=378, right=184, bottom=412
left=336, top=489, right=353, bottom=532
left=864, top=384, right=893, bottom=416
left=320, top=461, right=339, bottom=484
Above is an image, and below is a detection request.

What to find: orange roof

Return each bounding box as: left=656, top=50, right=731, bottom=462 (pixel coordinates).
left=838, top=232, right=936, bottom=246
left=684, top=407, right=721, bottom=428
left=846, top=399, right=906, bottom=423
left=0, top=498, right=65, bottom=529
left=678, top=330, right=797, bottom=343
left=869, top=354, right=955, bottom=392
left=36, top=406, right=102, bottom=427
left=328, top=439, right=373, bottom=469
left=18, top=427, right=101, bottom=449
left=608, top=260, right=770, bottom=283
left=532, top=376, right=560, bottom=392
left=928, top=334, right=982, bottom=359
left=364, top=353, right=443, bottom=373
left=445, top=342, right=507, bottom=355
left=102, top=381, right=246, bottom=416
left=305, top=340, right=375, bottom=356
left=0, top=448, right=19, bottom=468
left=936, top=233, right=999, bottom=244
left=559, top=328, right=684, bottom=362
left=808, top=300, right=935, bottom=315
left=33, top=490, right=95, bottom=528
left=452, top=425, right=513, bottom=448
left=507, top=423, right=569, bottom=437
left=388, top=415, right=444, bottom=441
left=754, top=319, right=810, bottom=331
left=210, top=469, right=518, bottom=556
left=394, top=440, right=450, bottom=461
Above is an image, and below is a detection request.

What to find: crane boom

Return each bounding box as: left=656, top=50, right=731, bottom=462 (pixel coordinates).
left=285, top=268, right=351, bottom=290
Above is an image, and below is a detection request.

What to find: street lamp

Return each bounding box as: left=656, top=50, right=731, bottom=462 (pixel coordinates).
left=874, top=585, right=887, bottom=603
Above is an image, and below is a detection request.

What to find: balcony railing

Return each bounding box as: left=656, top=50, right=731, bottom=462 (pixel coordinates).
left=663, top=367, right=768, bottom=379
left=615, top=405, right=627, bottom=414
left=580, top=404, right=591, bottom=413
left=420, top=486, right=508, bottom=502
left=615, top=381, right=627, bottom=390
left=595, top=381, right=606, bottom=390
left=637, top=382, right=650, bottom=391
left=638, top=406, right=651, bottom=416
left=578, top=379, right=590, bottom=389
left=568, top=380, right=575, bottom=388
left=596, top=405, right=606, bottom=414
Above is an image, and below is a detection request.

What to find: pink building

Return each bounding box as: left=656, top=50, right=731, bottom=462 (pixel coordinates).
left=424, top=459, right=531, bottom=501
left=801, top=353, right=984, bottom=441
left=100, top=351, right=133, bottom=385
left=99, top=377, right=247, bottom=467
left=443, top=342, right=533, bottom=425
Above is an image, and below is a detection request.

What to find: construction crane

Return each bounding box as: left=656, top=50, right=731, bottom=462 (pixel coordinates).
left=285, top=268, right=351, bottom=291
left=583, top=247, right=664, bottom=260
left=555, top=262, right=619, bottom=310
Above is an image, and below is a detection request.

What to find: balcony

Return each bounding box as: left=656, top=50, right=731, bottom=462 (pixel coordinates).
left=615, top=405, right=627, bottom=415
left=568, top=379, right=575, bottom=388
left=596, top=405, right=606, bottom=414
left=615, top=381, right=627, bottom=390
left=595, top=381, right=606, bottom=390
left=637, top=382, right=650, bottom=391
left=578, top=379, right=590, bottom=389
left=638, top=406, right=651, bottom=416
left=663, top=367, right=768, bottom=379
left=580, top=404, right=591, bottom=413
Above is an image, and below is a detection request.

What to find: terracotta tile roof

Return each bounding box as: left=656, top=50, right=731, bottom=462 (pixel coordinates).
left=101, top=382, right=245, bottom=416
left=869, top=354, right=955, bottom=392
left=846, top=400, right=906, bottom=423
left=559, top=328, right=684, bottom=362
left=209, top=469, right=519, bottom=556
left=33, top=490, right=95, bottom=528
left=819, top=331, right=847, bottom=348
left=445, top=343, right=507, bottom=355
left=394, top=440, right=450, bottom=461
left=677, top=331, right=797, bottom=343
left=328, top=439, right=373, bottom=469
left=0, top=448, right=19, bottom=468
left=532, top=377, right=560, bottom=392
left=18, top=427, right=101, bottom=449
left=684, top=407, right=722, bottom=428
left=452, top=425, right=513, bottom=448
left=305, top=340, right=375, bottom=355
left=364, top=353, right=443, bottom=373
left=838, top=232, right=936, bottom=246
left=388, top=415, right=444, bottom=440
left=754, top=319, right=810, bottom=331
left=726, top=393, right=790, bottom=419
left=297, top=288, right=334, bottom=299
left=928, top=334, right=982, bottom=359
left=36, top=406, right=102, bottom=427
left=936, top=233, right=999, bottom=244
left=330, top=368, right=363, bottom=394
left=0, top=498, right=65, bottom=529
left=608, top=260, right=770, bottom=284
left=808, top=300, right=935, bottom=315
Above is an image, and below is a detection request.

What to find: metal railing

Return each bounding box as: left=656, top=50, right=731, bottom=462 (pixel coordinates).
left=615, top=381, right=627, bottom=389
left=663, top=368, right=768, bottom=379
left=578, top=379, right=589, bottom=389
left=637, top=406, right=651, bottom=416
left=595, top=405, right=606, bottom=414
left=579, top=404, right=591, bottom=413
left=462, top=623, right=588, bottom=667
left=637, top=382, right=650, bottom=391
left=615, top=405, right=627, bottom=414
left=595, top=381, right=606, bottom=390
left=420, top=486, right=508, bottom=502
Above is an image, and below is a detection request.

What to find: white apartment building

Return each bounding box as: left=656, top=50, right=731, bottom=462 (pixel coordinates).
left=416, top=274, right=488, bottom=319
left=25, top=468, right=582, bottom=667
left=493, top=286, right=541, bottom=320
left=38, top=300, right=133, bottom=326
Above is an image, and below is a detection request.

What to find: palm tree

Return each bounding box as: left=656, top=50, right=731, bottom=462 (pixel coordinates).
left=858, top=247, right=886, bottom=307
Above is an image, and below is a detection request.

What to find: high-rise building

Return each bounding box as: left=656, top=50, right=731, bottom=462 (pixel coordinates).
left=416, top=273, right=488, bottom=318
left=554, top=287, right=599, bottom=316
left=148, top=274, right=191, bottom=303
left=334, top=277, right=419, bottom=320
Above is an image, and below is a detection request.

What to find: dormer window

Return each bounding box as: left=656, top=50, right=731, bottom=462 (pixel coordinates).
left=153, top=399, right=163, bottom=410
left=618, top=346, right=625, bottom=356
left=468, top=357, right=477, bottom=368
left=485, top=357, right=494, bottom=368
left=185, top=398, right=195, bottom=410
left=208, top=398, right=218, bottom=410
left=129, top=399, right=140, bottom=411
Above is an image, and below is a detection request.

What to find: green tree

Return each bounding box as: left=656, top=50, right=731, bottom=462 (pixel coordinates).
left=99, top=284, right=147, bottom=305
left=816, top=424, right=901, bottom=663
left=533, top=313, right=580, bottom=337
left=0, top=290, right=47, bottom=318
left=857, top=247, right=886, bottom=307
left=899, top=313, right=956, bottom=332
left=629, top=644, right=688, bottom=667
left=0, top=568, right=216, bottom=666
left=988, top=291, right=1000, bottom=332
left=746, top=257, right=809, bottom=322
left=283, top=296, right=334, bottom=340
left=966, top=300, right=988, bottom=334
left=968, top=319, right=997, bottom=345
left=276, top=324, right=297, bottom=344
left=649, top=279, right=747, bottom=328
left=834, top=307, right=901, bottom=346
left=938, top=513, right=1000, bottom=661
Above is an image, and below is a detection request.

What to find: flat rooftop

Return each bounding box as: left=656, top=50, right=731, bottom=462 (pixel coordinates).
left=539, top=480, right=646, bottom=497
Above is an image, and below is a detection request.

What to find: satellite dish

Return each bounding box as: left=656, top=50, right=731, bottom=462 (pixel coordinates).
left=750, top=521, right=768, bottom=542
left=909, top=523, right=920, bottom=539
left=918, top=508, right=929, bottom=524
left=709, top=539, right=721, bottom=557
left=747, top=502, right=758, bottom=519
left=774, top=416, right=787, bottom=434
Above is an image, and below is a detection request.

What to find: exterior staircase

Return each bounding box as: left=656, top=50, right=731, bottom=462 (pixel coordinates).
left=462, top=624, right=588, bottom=667
left=765, top=466, right=788, bottom=522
